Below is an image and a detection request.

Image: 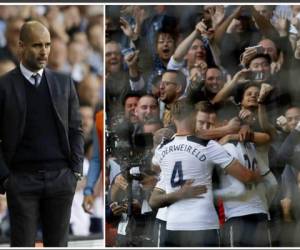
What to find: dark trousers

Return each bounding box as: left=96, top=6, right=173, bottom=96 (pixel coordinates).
left=6, top=167, right=77, bottom=247
left=165, top=228, right=220, bottom=247
left=153, top=219, right=167, bottom=247
left=222, top=213, right=270, bottom=247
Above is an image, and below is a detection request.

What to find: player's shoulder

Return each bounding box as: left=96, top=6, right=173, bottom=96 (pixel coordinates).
left=187, top=135, right=209, bottom=146
left=158, top=136, right=175, bottom=149
left=222, top=141, right=239, bottom=152
left=228, top=140, right=239, bottom=147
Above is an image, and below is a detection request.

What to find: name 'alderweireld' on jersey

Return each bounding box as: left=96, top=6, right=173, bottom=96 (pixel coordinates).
left=159, top=143, right=206, bottom=163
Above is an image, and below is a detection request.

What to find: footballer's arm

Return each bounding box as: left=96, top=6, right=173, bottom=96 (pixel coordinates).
left=149, top=180, right=207, bottom=209
left=225, top=159, right=262, bottom=184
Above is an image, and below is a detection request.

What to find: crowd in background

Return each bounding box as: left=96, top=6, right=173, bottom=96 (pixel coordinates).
left=105, top=5, right=300, bottom=247
left=0, top=5, right=103, bottom=240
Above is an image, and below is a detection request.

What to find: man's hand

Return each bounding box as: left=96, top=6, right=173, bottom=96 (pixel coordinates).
left=189, top=60, right=207, bottom=86
left=195, top=21, right=208, bottom=35
left=114, top=174, right=128, bottom=191
left=178, top=180, right=207, bottom=199
left=109, top=201, right=127, bottom=216
left=124, top=50, right=140, bottom=68
left=211, top=5, right=225, bottom=28
left=239, top=109, right=255, bottom=125
left=239, top=124, right=253, bottom=142
left=226, top=117, right=241, bottom=134
left=281, top=197, right=293, bottom=223
left=252, top=168, right=262, bottom=183
left=258, top=83, right=273, bottom=103
left=189, top=70, right=204, bottom=85
left=273, top=12, right=289, bottom=37
left=219, top=134, right=238, bottom=145
left=82, top=195, right=95, bottom=214
left=195, top=20, right=214, bottom=40
left=140, top=174, right=158, bottom=191
left=240, top=47, right=257, bottom=66
left=120, top=17, right=137, bottom=41
left=270, top=61, right=282, bottom=75
left=231, top=68, right=252, bottom=85
left=276, top=115, right=289, bottom=132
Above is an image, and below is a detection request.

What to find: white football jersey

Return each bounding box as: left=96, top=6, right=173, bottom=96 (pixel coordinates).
left=152, top=135, right=234, bottom=231
left=219, top=142, right=268, bottom=219
left=154, top=174, right=167, bottom=221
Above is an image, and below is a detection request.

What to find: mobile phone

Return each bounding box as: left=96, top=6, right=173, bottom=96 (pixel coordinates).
left=249, top=71, right=264, bottom=81
left=247, top=45, right=264, bottom=54
left=256, top=45, right=264, bottom=54
left=121, top=47, right=135, bottom=57
left=118, top=200, right=128, bottom=207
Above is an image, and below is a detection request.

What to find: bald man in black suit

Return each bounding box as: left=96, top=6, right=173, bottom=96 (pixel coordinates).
left=0, top=21, right=84, bottom=247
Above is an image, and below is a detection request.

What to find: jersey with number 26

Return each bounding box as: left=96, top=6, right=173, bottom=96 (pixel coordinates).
left=152, top=135, right=234, bottom=231
left=221, top=142, right=268, bottom=219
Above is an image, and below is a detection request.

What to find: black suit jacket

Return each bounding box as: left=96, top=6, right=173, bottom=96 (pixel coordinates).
left=0, top=67, right=84, bottom=181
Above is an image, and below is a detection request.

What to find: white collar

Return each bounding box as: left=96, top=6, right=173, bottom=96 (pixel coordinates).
left=20, top=63, right=44, bottom=85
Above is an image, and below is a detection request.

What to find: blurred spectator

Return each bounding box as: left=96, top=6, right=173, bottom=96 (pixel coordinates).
left=0, top=59, right=16, bottom=76
left=78, top=74, right=101, bottom=111
left=66, top=40, right=89, bottom=83
left=0, top=17, right=24, bottom=64
left=135, top=94, right=159, bottom=124
left=87, top=21, right=103, bottom=75
left=47, top=37, right=68, bottom=72
left=79, top=102, right=95, bottom=158
left=123, top=91, right=141, bottom=124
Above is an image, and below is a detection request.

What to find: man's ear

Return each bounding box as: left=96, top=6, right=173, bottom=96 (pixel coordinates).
left=134, top=106, right=138, bottom=117
left=176, top=84, right=183, bottom=95
left=19, top=40, right=24, bottom=49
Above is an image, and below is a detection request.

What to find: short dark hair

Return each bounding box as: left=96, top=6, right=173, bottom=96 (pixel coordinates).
left=234, top=82, right=260, bottom=104
left=139, top=94, right=159, bottom=107
left=163, top=69, right=187, bottom=90
left=154, top=15, right=179, bottom=43
left=155, top=30, right=178, bottom=45
left=153, top=127, right=175, bottom=148
left=195, top=101, right=215, bottom=114
left=207, top=66, right=221, bottom=72
left=122, top=91, right=142, bottom=106
left=143, top=117, right=163, bottom=127
left=245, top=53, right=271, bottom=68
left=285, top=106, right=300, bottom=114
left=171, top=99, right=195, bottom=121
left=150, top=70, right=165, bottom=86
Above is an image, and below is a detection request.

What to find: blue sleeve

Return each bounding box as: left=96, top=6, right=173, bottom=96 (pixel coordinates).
left=84, top=127, right=101, bottom=196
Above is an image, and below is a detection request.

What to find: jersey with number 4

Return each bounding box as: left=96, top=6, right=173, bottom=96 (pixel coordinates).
left=152, top=135, right=234, bottom=231
left=221, top=142, right=268, bottom=219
